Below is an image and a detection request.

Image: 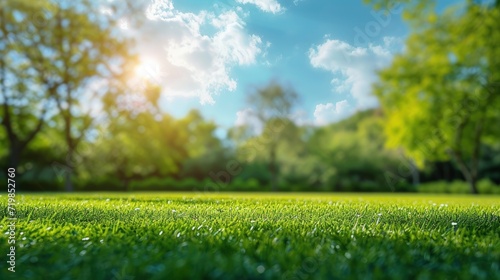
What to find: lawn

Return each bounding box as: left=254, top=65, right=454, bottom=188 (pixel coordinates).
left=1, top=193, right=499, bottom=279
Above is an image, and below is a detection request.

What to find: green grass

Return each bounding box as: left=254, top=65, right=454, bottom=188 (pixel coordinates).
left=1, top=193, right=499, bottom=280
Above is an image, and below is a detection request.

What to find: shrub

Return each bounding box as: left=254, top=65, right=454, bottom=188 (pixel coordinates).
left=18, top=178, right=64, bottom=192
left=229, top=178, right=263, bottom=191
left=417, top=181, right=465, bottom=193
left=176, top=178, right=202, bottom=191
left=130, top=177, right=177, bottom=191
left=477, top=179, right=500, bottom=194
left=75, top=177, right=124, bottom=191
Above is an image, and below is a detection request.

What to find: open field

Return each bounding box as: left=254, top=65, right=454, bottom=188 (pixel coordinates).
left=1, top=193, right=499, bottom=279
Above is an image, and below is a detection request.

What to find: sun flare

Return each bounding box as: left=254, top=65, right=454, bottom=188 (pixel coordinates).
left=135, top=58, right=161, bottom=82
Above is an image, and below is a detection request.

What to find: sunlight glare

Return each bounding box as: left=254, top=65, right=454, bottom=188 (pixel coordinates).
left=135, top=58, right=161, bottom=82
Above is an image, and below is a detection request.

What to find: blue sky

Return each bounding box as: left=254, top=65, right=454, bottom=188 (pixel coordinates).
left=121, top=0, right=460, bottom=131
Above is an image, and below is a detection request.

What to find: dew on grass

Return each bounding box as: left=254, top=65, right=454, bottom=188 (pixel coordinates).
left=11, top=193, right=500, bottom=278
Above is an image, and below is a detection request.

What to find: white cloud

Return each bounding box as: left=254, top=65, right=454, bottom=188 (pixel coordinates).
left=236, top=0, right=284, bottom=14
left=293, top=0, right=305, bottom=6
left=212, top=10, right=263, bottom=65
left=145, top=0, right=174, bottom=20
left=126, top=1, right=263, bottom=104
left=313, top=100, right=351, bottom=126
left=308, top=37, right=400, bottom=109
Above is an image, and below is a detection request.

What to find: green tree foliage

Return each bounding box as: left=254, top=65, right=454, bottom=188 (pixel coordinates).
left=0, top=0, right=147, bottom=191
left=80, top=108, right=228, bottom=190
left=178, top=110, right=230, bottom=181
left=373, top=1, right=500, bottom=193
left=80, top=109, right=187, bottom=191
left=0, top=0, right=57, bottom=170
left=235, top=118, right=315, bottom=190
left=243, top=81, right=298, bottom=191
left=308, top=110, right=407, bottom=192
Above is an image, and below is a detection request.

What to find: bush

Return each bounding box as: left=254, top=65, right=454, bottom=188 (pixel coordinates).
left=357, top=180, right=382, bottom=192
left=477, top=179, right=500, bottom=194
left=229, top=178, right=263, bottom=191
left=17, top=178, right=64, bottom=192
left=130, top=177, right=177, bottom=191
left=417, top=180, right=500, bottom=194
left=76, top=177, right=125, bottom=191
left=129, top=177, right=209, bottom=191
left=176, top=178, right=203, bottom=191
left=417, top=181, right=468, bottom=193
left=245, top=178, right=263, bottom=191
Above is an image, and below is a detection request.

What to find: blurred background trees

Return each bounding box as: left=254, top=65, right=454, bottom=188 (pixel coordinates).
left=372, top=0, right=500, bottom=193
left=0, top=0, right=149, bottom=191
left=0, top=0, right=499, bottom=194
left=243, top=81, right=299, bottom=191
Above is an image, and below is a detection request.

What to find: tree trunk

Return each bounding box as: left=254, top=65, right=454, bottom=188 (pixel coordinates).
left=64, top=169, right=74, bottom=192
left=7, top=143, right=21, bottom=171
left=269, top=147, right=278, bottom=192
left=270, top=170, right=277, bottom=192
left=64, top=146, right=75, bottom=192
left=123, top=178, right=130, bottom=192
left=449, top=149, right=479, bottom=195
left=467, top=175, right=479, bottom=194
left=409, top=159, right=420, bottom=186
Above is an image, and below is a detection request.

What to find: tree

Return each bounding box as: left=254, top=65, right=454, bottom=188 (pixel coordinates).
left=373, top=1, right=500, bottom=193
left=0, top=1, right=57, bottom=170
left=244, top=81, right=298, bottom=191
left=3, top=0, right=143, bottom=191
left=308, top=110, right=405, bottom=192
left=81, top=109, right=187, bottom=191
left=178, top=110, right=230, bottom=181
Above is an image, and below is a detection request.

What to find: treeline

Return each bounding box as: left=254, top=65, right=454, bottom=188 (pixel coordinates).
left=1, top=0, right=499, bottom=193
left=6, top=106, right=500, bottom=193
